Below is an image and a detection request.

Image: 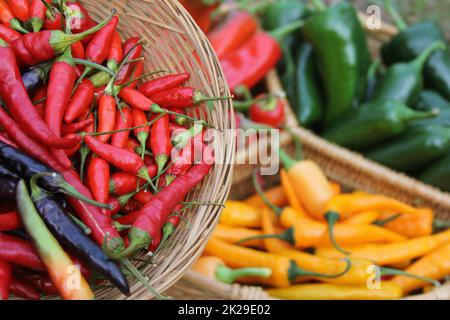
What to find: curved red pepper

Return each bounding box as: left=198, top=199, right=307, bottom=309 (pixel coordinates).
left=28, top=0, right=49, bottom=32
left=249, top=95, right=286, bottom=128
left=8, top=0, right=30, bottom=22
left=84, top=135, right=152, bottom=183
left=62, top=118, right=94, bottom=136
left=64, top=79, right=95, bottom=123
left=208, top=10, right=258, bottom=59
left=0, top=232, right=45, bottom=271
left=139, top=72, right=190, bottom=98
left=84, top=16, right=118, bottom=66
left=0, top=260, right=11, bottom=300
left=110, top=172, right=144, bottom=196
left=107, top=31, right=123, bottom=71
left=0, top=24, right=20, bottom=44
left=0, top=211, right=21, bottom=231
left=128, top=60, right=144, bottom=89
left=0, top=0, right=28, bottom=33
left=88, top=157, right=110, bottom=204
left=97, top=94, right=116, bottom=143
left=151, top=87, right=228, bottom=108
left=44, top=10, right=63, bottom=31
left=111, top=106, right=133, bottom=148
left=119, top=87, right=162, bottom=112
left=115, top=37, right=142, bottom=85
left=151, top=114, right=172, bottom=174
left=132, top=108, right=149, bottom=158
left=0, top=40, right=80, bottom=149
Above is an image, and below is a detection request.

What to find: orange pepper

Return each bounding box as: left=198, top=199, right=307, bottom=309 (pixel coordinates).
left=343, top=211, right=380, bottom=225
left=245, top=185, right=288, bottom=208
left=280, top=169, right=307, bottom=213
left=377, top=208, right=433, bottom=238
left=220, top=201, right=261, bottom=228
left=212, top=224, right=265, bottom=249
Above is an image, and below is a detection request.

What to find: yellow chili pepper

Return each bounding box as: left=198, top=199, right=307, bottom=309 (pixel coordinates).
left=267, top=282, right=403, bottom=300
left=279, top=149, right=334, bottom=219
left=212, top=224, right=265, bottom=249
left=204, top=237, right=350, bottom=288
left=315, top=229, right=450, bottom=265
left=192, top=256, right=272, bottom=284
left=220, top=201, right=261, bottom=228
left=245, top=185, right=288, bottom=208
left=280, top=169, right=307, bottom=213
left=376, top=208, right=433, bottom=238
left=392, top=242, right=450, bottom=294
left=343, top=211, right=380, bottom=225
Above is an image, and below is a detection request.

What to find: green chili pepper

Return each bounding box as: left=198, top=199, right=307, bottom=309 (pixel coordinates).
left=366, top=125, right=450, bottom=173
left=418, top=153, right=450, bottom=192
left=365, top=59, right=382, bottom=101
left=301, top=1, right=370, bottom=126
left=373, top=41, right=445, bottom=105
left=322, top=99, right=437, bottom=151
left=291, top=42, right=324, bottom=127
left=382, top=0, right=450, bottom=100
left=414, top=90, right=450, bottom=112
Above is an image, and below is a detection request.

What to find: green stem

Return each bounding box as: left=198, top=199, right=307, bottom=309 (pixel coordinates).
left=283, top=126, right=304, bottom=161
left=367, top=59, right=382, bottom=81
left=74, top=59, right=115, bottom=76
left=233, top=85, right=253, bottom=101
left=237, top=227, right=296, bottom=245
left=433, top=219, right=450, bottom=230
left=68, top=213, right=92, bottom=235
left=215, top=264, right=272, bottom=284
left=10, top=19, right=29, bottom=34
left=325, top=212, right=350, bottom=255
left=233, top=94, right=277, bottom=112
left=270, top=20, right=305, bottom=44
left=380, top=267, right=442, bottom=288
left=79, top=144, right=90, bottom=183
left=373, top=213, right=402, bottom=227
left=172, top=122, right=203, bottom=148
left=279, top=149, right=299, bottom=170
left=288, top=258, right=352, bottom=283
left=412, top=41, right=446, bottom=72
left=384, top=0, right=407, bottom=31
left=251, top=169, right=282, bottom=216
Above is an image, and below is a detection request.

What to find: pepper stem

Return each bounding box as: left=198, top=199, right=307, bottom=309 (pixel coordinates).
left=233, top=94, right=279, bottom=112
left=10, top=19, right=29, bottom=34
left=233, top=85, right=253, bottom=101
left=193, top=91, right=233, bottom=105
left=68, top=213, right=92, bottom=235
left=433, top=219, right=450, bottom=230
left=215, top=264, right=272, bottom=284
left=137, top=132, right=148, bottom=160
left=411, top=41, right=446, bottom=72
left=384, top=0, right=407, bottom=30
left=279, top=149, right=299, bottom=170
left=172, top=123, right=203, bottom=148
left=79, top=143, right=90, bottom=183
left=380, top=267, right=442, bottom=288
left=270, top=20, right=305, bottom=44
left=288, top=258, right=352, bottom=283
left=325, top=211, right=350, bottom=255
left=74, top=59, right=115, bottom=76
left=236, top=227, right=296, bottom=245
left=373, top=213, right=402, bottom=227
left=252, top=169, right=283, bottom=216
left=106, top=227, right=151, bottom=260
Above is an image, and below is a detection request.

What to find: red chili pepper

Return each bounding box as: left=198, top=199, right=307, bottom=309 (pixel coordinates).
left=161, top=203, right=185, bottom=249
left=131, top=108, right=149, bottom=159
left=127, top=60, right=144, bottom=90
left=19, top=273, right=58, bottom=296
left=61, top=169, right=124, bottom=251
left=9, top=277, right=40, bottom=300
left=125, top=137, right=141, bottom=154
left=220, top=22, right=302, bottom=91
left=8, top=0, right=30, bottom=23
left=0, top=132, right=18, bottom=148
left=139, top=73, right=190, bottom=98
left=62, top=118, right=94, bottom=136
left=115, top=37, right=142, bottom=85
left=109, top=172, right=145, bottom=196
left=249, top=95, right=285, bottom=128
left=151, top=87, right=229, bottom=108
left=12, top=11, right=115, bottom=67
left=119, top=87, right=162, bottom=112
left=106, top=146, right=214, bottom=258
left=71, top=41, right=85, bottom=59
left=0, top=40, right=80, bottom=149
left=44, top=9, right=63, bottom=31
left=0, top=211, right=21, bottom=231
left=0, top=106, right=63, bottom=171
left=0, top=0, right=28, bottom=33
left=66, top=1, right=95, bottom=34
left=28, top=0, right=49, bottom=32
left=0, top=24, right=20, bottom=44
left=150, top=114, right=172, bottom=174
left=0, top=260, right=11, bottom=300
left=107, top=31, right=123, bottom=72
left=0, top=232, right=45, bottom=271
left=80, top=15, right=118, bottom=81
left=168, top=138, right=194, bottom=178
left=64, top=79, right=95, bottom=123
left=32, top=86, right=46, bottom=119
left=208, top=11, right=258, bottom=59
left=84, top=135, right=152, bottom=182
left=88, top=157, right=110, bottom=204
left=133, top=188, right=155, bottom=205
left=97, top=93, right=116, bottom=143
left=111, top=106, right=133, bottom=149
left=64, top=141, right=81, bottom=157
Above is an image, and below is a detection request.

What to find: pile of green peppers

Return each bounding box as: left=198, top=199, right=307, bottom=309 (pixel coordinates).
left=261, top=0, right=450, bottom=192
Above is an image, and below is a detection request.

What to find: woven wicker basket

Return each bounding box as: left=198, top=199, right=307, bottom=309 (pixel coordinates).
left=75, top=0, right=234, bottom=300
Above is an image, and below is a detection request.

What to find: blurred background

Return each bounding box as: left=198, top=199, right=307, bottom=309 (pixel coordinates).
left=351, top=0, right=450, bottom=37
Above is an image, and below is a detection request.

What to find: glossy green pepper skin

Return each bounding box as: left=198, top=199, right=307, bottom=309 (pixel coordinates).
left=418, top=153, right=450, bottom=192
left=381, top=21, right=450, bottom=100
left=291, top=42, right=323, bottom=127
left=322, top=99, right=436, bottom=151
left=301, top=1, right=370, bottom=126
left=373, top=42, right=445, bottom=105
left=366, top=125, right=450, bottom=173
left=262, top=1, right=310, bottom=56
left=414, top=90, right=450, bottom=112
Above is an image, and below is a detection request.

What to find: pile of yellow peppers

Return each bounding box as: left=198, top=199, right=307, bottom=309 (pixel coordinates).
left=193, top=151, right=450, bottom=300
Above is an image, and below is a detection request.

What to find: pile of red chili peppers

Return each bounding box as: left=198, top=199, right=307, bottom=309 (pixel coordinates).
left=0, top=1, right=218, bottom=300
